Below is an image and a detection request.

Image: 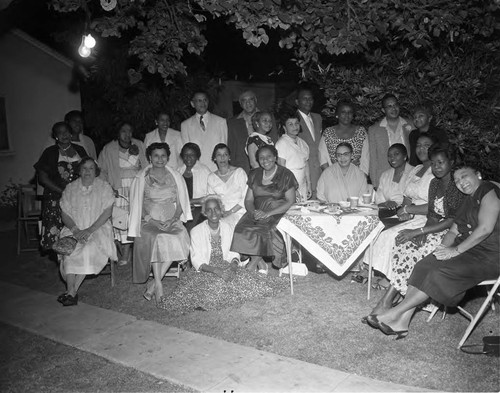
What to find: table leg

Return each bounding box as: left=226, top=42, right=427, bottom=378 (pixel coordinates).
left=367, top=241, right=374, bottom=300
left=286, top=233, right=294, bottom=295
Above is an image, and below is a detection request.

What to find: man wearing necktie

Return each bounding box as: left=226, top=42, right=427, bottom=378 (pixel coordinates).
left=181, top=91, right=228, bottom=171
left=296, top=87, right=323, bottom=198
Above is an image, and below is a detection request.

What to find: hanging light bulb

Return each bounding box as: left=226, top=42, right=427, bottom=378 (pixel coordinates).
left=84, top=34, right=96, bottom=49
left=78, top=36, right=91, bottom=58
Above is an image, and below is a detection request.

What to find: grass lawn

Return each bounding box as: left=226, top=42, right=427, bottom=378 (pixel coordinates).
left=3, top=227, right=499, bottom=392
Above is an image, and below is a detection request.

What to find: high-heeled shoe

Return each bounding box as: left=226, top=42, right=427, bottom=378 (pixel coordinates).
left=377, top=321, right=409, bottom=340
left=143, top=281, right=155, bottom=301
left=365, top=314, right=380, bottom=329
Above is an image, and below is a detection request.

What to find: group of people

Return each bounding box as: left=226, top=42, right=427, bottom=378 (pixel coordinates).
left=34, top=88, right=499, bottom=341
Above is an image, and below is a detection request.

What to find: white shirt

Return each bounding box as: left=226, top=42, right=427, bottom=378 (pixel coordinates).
left=298, top=110, right=316, bottom=141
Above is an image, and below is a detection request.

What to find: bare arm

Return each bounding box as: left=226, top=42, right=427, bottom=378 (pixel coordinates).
left=248, top=143, right=260, bottom=169
left=255, top=187, right=296, bottom=220
left=435, top=189, right=500, bottom=259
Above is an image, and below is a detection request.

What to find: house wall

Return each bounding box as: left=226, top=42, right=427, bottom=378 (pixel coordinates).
left=0, top=30, right=81, bottom=191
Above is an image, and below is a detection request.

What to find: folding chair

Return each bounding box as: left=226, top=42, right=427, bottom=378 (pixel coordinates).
left=456, top=276, right=500, bottom=349
left=17, top=184, right=41, bottom=254
left=426, top=276, right=500, bottom=348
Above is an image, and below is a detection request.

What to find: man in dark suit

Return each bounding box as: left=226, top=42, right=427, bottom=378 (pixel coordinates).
left=227, top=90, right=279, bottom=173
left=295, top=87, right=322, bottom=198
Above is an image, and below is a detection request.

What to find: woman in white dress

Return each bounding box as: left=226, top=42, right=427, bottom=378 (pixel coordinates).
left=57, top=157, right=117, bottom=306
left=275, top=109, right=311, bottom=202
left=368, top=135, right=436, bottom=288
left=207, top=143, right=248, bottom=230
left=128, top=142, right=192, bottom=302
left=98, top=122, right=147, bottom=265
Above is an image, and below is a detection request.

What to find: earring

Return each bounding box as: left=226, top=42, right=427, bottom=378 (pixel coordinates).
left=478, top=175, right=482, bottom=180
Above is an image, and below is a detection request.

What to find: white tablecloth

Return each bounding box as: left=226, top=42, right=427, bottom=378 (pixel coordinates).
left=277, top=209, right=384, bottom=276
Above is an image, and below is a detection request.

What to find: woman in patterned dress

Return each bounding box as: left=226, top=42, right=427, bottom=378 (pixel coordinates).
left=207, top=144, right=248, bottom=231
left=231, top=145, right=298, bottom=273
left=98, top=122, right=147, bottom=265
left=57, top=158, right=117, bottom=306
left=35, top=122, right=87, bottom=251
left=318, top=101, right=369, bottom=174
left=365, top=165, right=500, bottom=339
left=364, top=144, right=464, bottom=319
left=157, top=196, right=288, bottom=314
left=368, top=134, right=437, bottom=288
left=246, top=111, right=275, bottom=170
left=128, top=143, right=192, bottom=302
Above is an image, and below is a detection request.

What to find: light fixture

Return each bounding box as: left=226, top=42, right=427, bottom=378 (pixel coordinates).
left=78, top=36, right=91, bottom=58
left=83, top=34, right=96, bottom=49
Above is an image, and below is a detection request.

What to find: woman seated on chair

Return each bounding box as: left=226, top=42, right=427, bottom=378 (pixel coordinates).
left=177, top=142, right=211, bottom=233
left=316, top=142, right=368, bottom=203
left=231, top=145, right=297, bottom=273
left=367, top=134, right=436, bottom=290
left=57, top=157, right=117, bottom=306
left=157, top=195, right=288, bottom=314
left=128, top=142, right=192, bottom=304
left=207, top=143, right=248, bottom=230
left=363, top=144, right=464, bottom=320
left=97, top=121, right=148, bottom=266
left=365, top=164, right=500, bottom=339
left=375, top=143, right=414, bottom=213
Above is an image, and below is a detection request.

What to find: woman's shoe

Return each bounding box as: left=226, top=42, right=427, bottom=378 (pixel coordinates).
left=61, top=294, right=78, bottom=306
left=365, top=314, right=381, bottom=329
left=377, top=321, right=409, bottom=340
left=143, top=281, right=155, bottom=301
left=258, top=263, right=269, bottom=275
left=57, top=293, right=69, bottom=304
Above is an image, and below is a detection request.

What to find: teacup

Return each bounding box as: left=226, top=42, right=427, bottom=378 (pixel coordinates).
left=339, top=200, right=350, bottom=209
left=349, top=196, right=359, bottom=208
left=362, top=193, right=372, bottom=204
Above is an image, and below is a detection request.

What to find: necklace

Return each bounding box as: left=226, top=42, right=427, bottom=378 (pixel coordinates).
left=58, top=144, right=71, bottom=152
left=218, top=169, right=232, bottom=178
left=262, top=165, right=277, bottom=181
left=208, top=224, right=220, bottom=236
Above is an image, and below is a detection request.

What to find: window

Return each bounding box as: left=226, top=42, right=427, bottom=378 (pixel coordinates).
left=0, top=97, right=10, bottom=151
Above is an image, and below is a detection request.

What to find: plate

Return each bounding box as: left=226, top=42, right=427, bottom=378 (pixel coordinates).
left=356, top=207, right=375, bottom=212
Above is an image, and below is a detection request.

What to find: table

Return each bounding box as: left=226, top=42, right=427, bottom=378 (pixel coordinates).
left=277, top=206, right=384, bottom=298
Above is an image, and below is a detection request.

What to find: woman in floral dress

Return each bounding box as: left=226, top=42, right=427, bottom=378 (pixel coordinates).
left=34, top=122, right=87, bottom=250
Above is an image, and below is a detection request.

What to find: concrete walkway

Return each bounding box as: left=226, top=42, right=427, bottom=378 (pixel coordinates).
left=0, top=281, right=427, bottom=392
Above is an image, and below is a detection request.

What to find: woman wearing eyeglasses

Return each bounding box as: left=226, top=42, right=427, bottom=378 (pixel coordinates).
left=316, top=142, right=368, bottom=203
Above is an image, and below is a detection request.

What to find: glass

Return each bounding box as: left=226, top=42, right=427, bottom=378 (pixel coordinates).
left=336, top=152, right=352, bottom=158
left=384, top=104, right=400, bottom=109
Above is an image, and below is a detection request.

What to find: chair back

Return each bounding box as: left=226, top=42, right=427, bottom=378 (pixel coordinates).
left=17, top=185, right=41, bottom=219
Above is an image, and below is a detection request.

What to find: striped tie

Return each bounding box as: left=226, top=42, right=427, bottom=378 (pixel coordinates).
left=200, top=115, right=206, bottom=131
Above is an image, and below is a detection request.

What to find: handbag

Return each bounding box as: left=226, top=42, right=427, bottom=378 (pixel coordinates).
left=112, top=195, right=129, bottom=230
left=52, top=236, right=78, bottom=256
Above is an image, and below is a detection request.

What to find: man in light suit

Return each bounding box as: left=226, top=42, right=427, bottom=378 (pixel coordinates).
left=181, top=91, right=228, bottom=172
left=367, top=93, right=413, bottom=188
left=295, top=87, right=322, bottom=198
left=227, top=90, right=279, bottom=173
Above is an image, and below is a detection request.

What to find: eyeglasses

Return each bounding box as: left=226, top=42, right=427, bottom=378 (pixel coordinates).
left=336, top=152, right=352, bottom=158
left=384, top=104, right=400, bottom=109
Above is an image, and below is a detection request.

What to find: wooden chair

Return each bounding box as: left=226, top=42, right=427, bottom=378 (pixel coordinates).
left=98, top=259, right=117, bottom=287
left=427, top=276, right=500, bottom=349
left=17, top=184, right=41, bottom=254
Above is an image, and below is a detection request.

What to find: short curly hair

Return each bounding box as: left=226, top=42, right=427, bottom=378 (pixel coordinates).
left=211, top=143, right=231, bottom=162
left=181, top=142, right=201, bottom=160
left=77, top=156, right=101, bottom=177
left=255, top=144, right=278, bottom=164
left=201, top=195, right=225, bottom=216
left=146, top=142, right=171, bottom=162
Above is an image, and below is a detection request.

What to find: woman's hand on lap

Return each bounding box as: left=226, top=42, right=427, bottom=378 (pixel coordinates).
left=433, top=246, right=459, bottom=260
